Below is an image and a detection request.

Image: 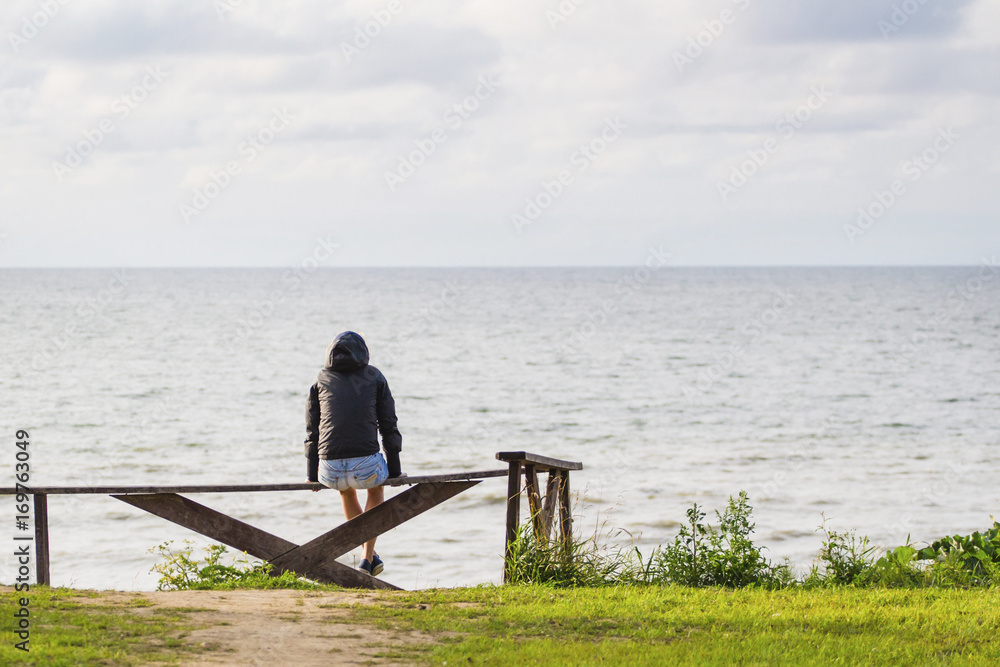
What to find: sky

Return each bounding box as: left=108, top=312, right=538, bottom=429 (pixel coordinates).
left=1, top=0, right=998, bottom=267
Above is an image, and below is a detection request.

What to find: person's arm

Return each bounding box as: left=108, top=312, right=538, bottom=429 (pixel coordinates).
left=305, top=383, right=320, bottom=482
left=375, top=373, right=403, bottom=477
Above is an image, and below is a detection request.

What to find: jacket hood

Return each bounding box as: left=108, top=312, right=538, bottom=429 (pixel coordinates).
left=325, top=331, right=370, bottom=372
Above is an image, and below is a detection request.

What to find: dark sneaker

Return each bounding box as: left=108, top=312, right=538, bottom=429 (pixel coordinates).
left=371, top=554, right=384, bottom=576
left=359, top=559, right=373, bottom=575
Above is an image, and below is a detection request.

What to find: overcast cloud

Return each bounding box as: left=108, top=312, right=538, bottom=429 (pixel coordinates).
left=1, top=0, right=997, bottom=266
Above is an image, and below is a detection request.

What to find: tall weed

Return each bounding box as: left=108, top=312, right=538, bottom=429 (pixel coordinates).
left=646, top=492, right=792, bottom=588
left=503, top=522, right=638, bottom=587
left=805, top=521, right=878, bottom=586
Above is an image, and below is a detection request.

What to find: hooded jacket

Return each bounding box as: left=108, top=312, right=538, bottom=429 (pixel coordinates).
left=305, top=331, right=402, bottom=481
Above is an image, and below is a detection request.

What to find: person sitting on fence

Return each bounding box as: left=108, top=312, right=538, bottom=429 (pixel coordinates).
left=305, top=330, right=403, bottom=576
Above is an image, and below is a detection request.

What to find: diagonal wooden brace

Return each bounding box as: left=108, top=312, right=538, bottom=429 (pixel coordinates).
left=539, top=471, right=560, bottom=539
left=114, top=493, right=295, bottom=560
left=269, top=481, right=478, bottom=577
left=113, top=493, right=399, bottom=590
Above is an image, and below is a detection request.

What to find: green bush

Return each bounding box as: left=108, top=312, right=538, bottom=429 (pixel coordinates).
left=150, top=540, right=330, bottom=591
left=809, top=522, right=1000, bottom=589
left=504, top=492, right=789, bottom=589
left=646, top=492, right=792, bottom=588
left=917, top=521, right=1000, bottom=578
left=805, top=523, right=878, bottom=586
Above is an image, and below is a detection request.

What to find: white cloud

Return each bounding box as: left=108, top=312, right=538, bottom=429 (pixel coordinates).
left=0, top=0, right=997, bottom=266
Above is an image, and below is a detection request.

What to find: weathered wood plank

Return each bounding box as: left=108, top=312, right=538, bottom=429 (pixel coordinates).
left=269, top=557, right=401, bottom=590
left=558, top=470, right=573, bottom=546
left=5, top=483, right=320, bottom=495
left=524, top=465, right=544, bottom=540
left=0, top=470, right=506, bottom=496
left=503, top=461, right=521, bottom=584
left=271, top=481, right=478, bottom=576
left=539, top=471, right=560, bottom=539
left=495, top=451, right=583, bottom=471
left=34, top=494, right=50, bottom=586
left=384, top=469, right=507, bottom=486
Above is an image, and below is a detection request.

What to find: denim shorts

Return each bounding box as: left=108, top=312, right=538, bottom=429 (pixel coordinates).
left=318, top=453, right=388, bottom=491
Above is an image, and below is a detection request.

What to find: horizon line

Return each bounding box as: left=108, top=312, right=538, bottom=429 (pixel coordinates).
left=0, top=264, right=993, bottom=270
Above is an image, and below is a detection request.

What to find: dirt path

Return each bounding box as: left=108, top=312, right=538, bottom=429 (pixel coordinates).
left=74, top=589, right=435, bottom=666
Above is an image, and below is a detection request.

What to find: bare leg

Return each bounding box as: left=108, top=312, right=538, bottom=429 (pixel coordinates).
left=340, top=487, right=386, bottom=564
left=362, top=486, right=385, bottom=561
left=340, top=489, right=363, bottom=521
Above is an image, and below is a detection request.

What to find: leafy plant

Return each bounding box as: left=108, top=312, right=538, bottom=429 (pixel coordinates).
left=866, top=542, right=923, bottom=587
left=810, top=521, right=877, bottom=585
left=150, top=540, right=329, bottom=590
left=916, top=521, right=1000, bottom=577
left=649, top=492, right=791, bottom=588
left=858, top=522, right=1000, bottom=588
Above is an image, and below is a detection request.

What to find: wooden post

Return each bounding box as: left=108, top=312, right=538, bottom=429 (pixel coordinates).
left=503, top=461, right=521, bottom=583
left=524, top=464, right=544, bottom=540
left=34, top=493, right=50, bottom=586
left=558, top=470, right=572, bottom=548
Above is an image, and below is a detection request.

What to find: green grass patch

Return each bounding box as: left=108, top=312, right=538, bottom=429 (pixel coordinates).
left=0, top=586, right=208, bottom=666
left=346, top=585, right=1000, bottom=665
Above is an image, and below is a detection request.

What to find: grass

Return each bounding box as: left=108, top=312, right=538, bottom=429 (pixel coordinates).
left=9, top=494, right=994, bottom=664
left=0, top=586, right=205, bottom=666
left=4, top=584, right=999, bottom=664
left=345, top=585, right=1000, bottom=665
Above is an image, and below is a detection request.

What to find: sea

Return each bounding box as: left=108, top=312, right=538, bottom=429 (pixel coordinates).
left=1, top=266, right=998, bottom=591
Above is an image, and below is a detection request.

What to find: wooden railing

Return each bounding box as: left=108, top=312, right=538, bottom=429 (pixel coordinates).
left=496, top=451, right=584, bottom=582
left=3, top=452, right=583, bottom=590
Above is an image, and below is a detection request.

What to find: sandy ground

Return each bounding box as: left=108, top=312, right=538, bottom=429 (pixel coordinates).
left=71, top=588, right=437, bottom=666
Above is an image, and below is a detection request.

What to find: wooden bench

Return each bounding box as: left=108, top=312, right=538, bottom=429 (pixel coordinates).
left=3, top=451, right=583, bottom=589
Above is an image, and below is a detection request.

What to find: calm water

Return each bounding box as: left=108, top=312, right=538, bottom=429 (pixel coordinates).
left=1, top=266, right=999, bottom=590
